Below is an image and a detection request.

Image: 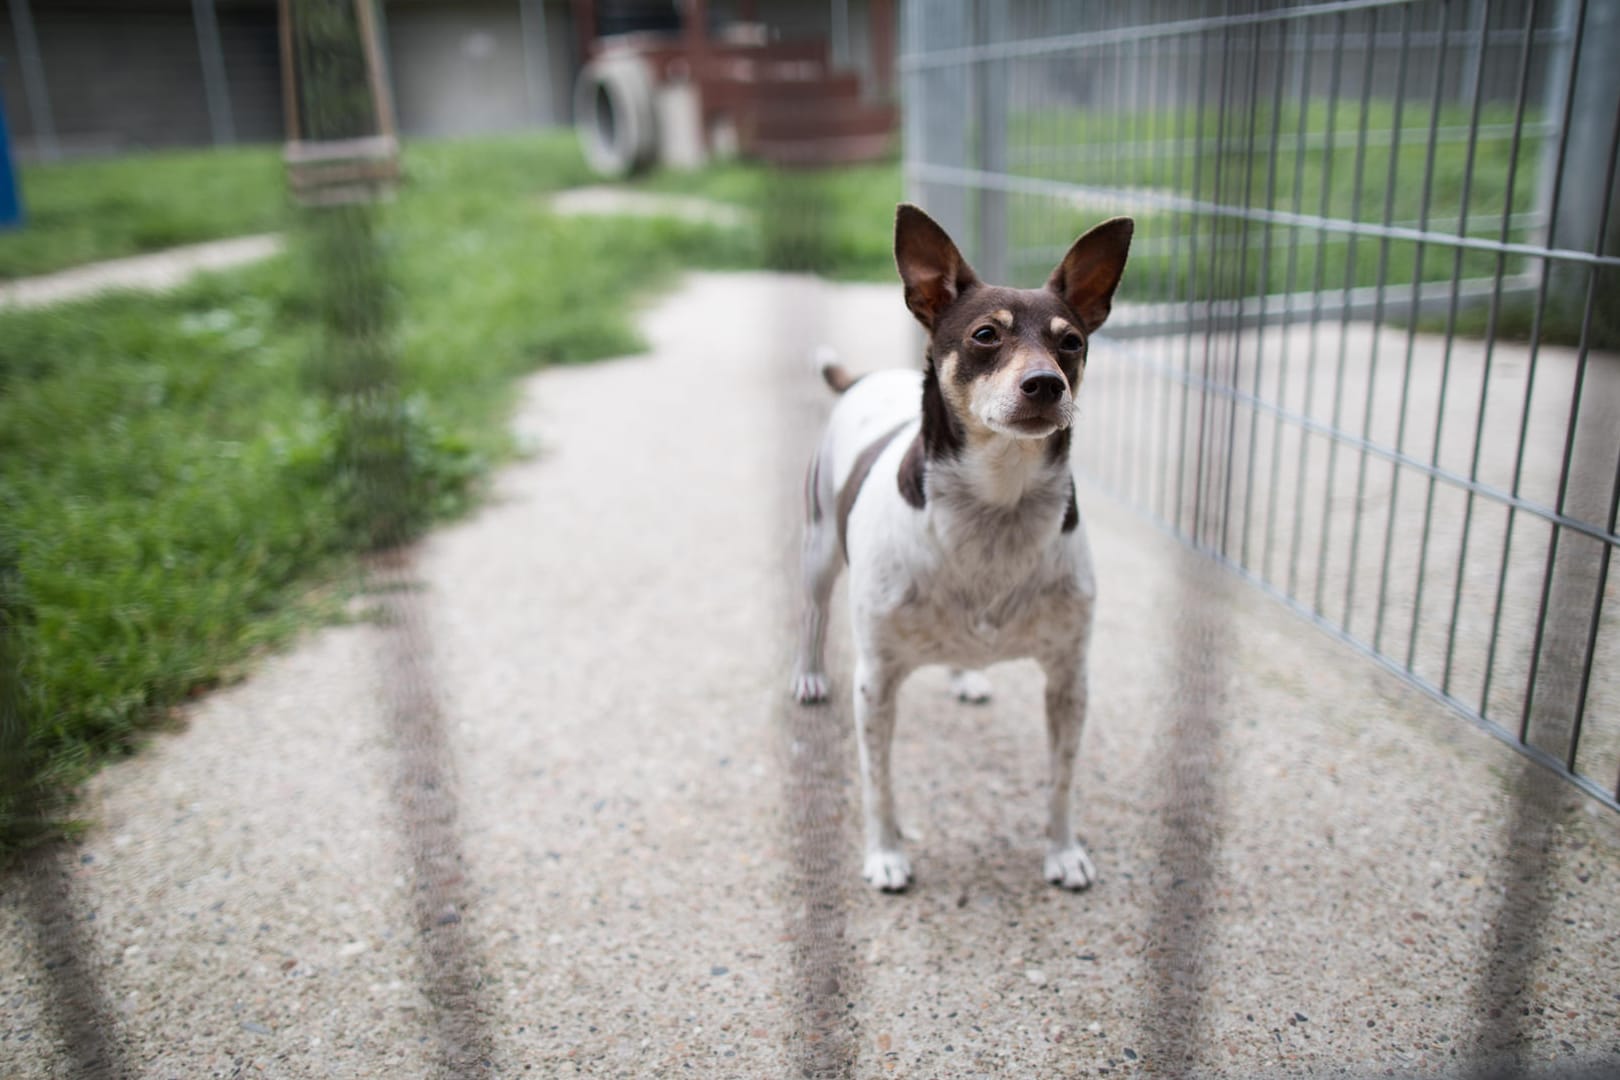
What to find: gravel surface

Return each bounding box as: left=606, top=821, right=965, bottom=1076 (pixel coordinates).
left=3, top=272, right=1618, bottom=1078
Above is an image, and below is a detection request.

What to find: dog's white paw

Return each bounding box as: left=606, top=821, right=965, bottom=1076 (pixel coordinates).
left=862, top=849, right=913, bottom=892
left=948, top=668, right=993, bottom=704
left=790, top=670, right=829, bottom=704
left=1044, top=844, right=1097, bottom=891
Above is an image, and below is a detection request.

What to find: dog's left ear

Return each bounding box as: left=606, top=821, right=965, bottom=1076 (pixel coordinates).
left=895, top=203, right=978, bottom=331
left=1047, top=217, right=1134, bottom=334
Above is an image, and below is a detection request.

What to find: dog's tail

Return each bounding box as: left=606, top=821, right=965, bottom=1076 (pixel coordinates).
left=814, top=345, right=858, bottom=394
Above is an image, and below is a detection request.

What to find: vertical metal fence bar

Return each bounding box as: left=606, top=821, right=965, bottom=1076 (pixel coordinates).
left=1572, top=446, right=1620, bottom=773
left=1114, top=31, right=1136, bottom=499
left=1285, top=12, right=1347, bottom=605
left=1261, top=19, right=1314, bottom=585
left=1126, top=29, right=1149, bottom=509
left=1312, top=6, right=1379, bottom=620
left=974, top=0, right=1008, bottom=284
left=1174, top=29, right=1214, bottom=539
left=1406, top=0, right=1493, bottom=675
left=1191, top=19, right=1237, bottom=550
left=1442, top=0, right=1541, bottom=702
left=1342, top=1, right=1413, bottom=635
left=1239, top=19, right=1294, bottom=573
left=1374, top=0, right=1454, bottom=654
left=1166, top=16, right=1195, bottom=530
left=1152, top=5, right=1178, bottom=522
left=1516, top=0, right=1620, bottom=761
left=1520, top=312, right=1597, bottom=755
left=1554, top=97, right=1620, bottom=773
left=1218, top=8, right=1269, bottom=562
left=1483, top=0, right=1587, bottom=738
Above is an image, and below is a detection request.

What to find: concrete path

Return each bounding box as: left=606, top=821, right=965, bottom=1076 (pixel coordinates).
left=0, top=234, right=283, bottom=309
left=2, top=272, right=1617, bottom=1078
left=548, top=187, right=751, bottom=228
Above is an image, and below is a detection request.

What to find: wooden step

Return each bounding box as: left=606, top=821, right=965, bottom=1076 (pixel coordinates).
left=749, top=132, right=896, bottom=167
left=752, top=102, right=896, bottom=141
left=699, top=72, right=861, bottom=115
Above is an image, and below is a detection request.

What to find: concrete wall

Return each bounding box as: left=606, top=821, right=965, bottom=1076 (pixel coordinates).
left=384, top=0, right=575, bottom=135
left=386, top=1, right=530, bottom=136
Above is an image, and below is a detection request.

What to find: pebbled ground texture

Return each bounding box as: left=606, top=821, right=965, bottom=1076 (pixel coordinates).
left=2, top=272, right=1618, bottom=1078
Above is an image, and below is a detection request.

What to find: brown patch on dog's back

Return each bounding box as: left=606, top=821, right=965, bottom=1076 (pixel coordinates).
left=897, top=432, right=927, bottom=510
left=837, top=421, right=912, bottom=558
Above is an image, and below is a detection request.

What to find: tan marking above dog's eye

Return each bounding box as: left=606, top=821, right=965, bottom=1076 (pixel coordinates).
left=1050, top=317, right=1074, bottom=336
left=971, top=326, right=1000, bottom=346
left=992, top=310, right=1014, bottom=328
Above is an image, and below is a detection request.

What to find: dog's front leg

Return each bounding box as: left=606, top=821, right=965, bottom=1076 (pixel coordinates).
left=854, top=654, right=911, bottom=891
left=1040, top=657, right=1096, bottom=890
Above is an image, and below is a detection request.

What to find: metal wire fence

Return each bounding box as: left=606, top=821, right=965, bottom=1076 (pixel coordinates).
left=902, top=0, right=1620, bottom=813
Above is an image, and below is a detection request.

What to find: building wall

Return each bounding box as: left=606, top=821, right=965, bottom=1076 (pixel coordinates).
left=0, top=0, right=895, bottom=157
left=1, top=2, right=213, bottom=155
left=384, top=0, right=576, bottom=135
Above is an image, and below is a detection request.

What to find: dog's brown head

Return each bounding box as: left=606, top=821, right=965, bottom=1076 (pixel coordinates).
left=895, top=203, right=1132, bottom=444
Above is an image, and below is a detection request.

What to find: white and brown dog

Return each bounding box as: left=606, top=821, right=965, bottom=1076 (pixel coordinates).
left=791, top=204, right=1133, bottom=892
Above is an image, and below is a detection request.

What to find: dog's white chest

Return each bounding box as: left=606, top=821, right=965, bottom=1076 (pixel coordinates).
left=869, top=539, right=1091, bottom=668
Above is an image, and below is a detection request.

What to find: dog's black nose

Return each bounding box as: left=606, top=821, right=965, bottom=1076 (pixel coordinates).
left=1020, top=371, right=1067, bottom=405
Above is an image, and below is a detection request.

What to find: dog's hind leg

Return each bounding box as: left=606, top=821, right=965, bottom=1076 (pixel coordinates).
left=854, top=652, right=911, bottom=891
left=947, top=667, right=993, bottom=704
left=1039, top=654, right=1096, bottom=890
left=790, top=453, right=841, bottom=704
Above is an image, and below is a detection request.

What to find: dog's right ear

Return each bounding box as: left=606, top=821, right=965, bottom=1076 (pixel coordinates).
left=895, top=204, right=977, bottom=331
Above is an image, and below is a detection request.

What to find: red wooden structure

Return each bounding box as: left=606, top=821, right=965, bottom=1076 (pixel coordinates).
left=571, top=0, right=895, bottom=168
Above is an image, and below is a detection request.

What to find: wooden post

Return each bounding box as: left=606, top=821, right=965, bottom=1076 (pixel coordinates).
left=870, top=0, right=895, bottom=99
left=352, top=0, right=396, bottom=137
left=280, top=0, right=402, bottom=205
left=278, top=0, right=300, bottom=140
left=686, top=0, right=710, bottom=66
left=573, top=0, right=597, bottom=60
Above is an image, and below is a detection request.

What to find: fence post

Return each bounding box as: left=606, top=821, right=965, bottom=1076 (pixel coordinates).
left=903, top=0, right=971, bottom=244
left=973, top=0, right=1008, bottom=283
left=1546, top=0, right=1620, bottom=345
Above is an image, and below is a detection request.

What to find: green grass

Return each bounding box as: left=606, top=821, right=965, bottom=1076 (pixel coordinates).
left=0, top=131, right=807, bottom=850
left=996, top=100, right=1547, bottom=301
left=0, top=146, right=289, bottom=279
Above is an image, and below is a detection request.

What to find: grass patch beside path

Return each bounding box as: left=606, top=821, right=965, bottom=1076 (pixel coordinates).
left=0, top=146, right=288, bottom=279
left=634, top=157, right=903, bottom=281
left=0, top=132, right=776, bottom=851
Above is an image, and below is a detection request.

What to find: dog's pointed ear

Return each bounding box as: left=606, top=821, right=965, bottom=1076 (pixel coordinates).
left=1047, top=217, right=1133, bottom=334
left=895, top=204, right=977, bottom=331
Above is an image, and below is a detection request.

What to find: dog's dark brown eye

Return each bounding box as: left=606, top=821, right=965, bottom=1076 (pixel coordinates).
left=1059, top=333, right=1083, bottom=352
left=972, top=326, right=999, bottom=345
